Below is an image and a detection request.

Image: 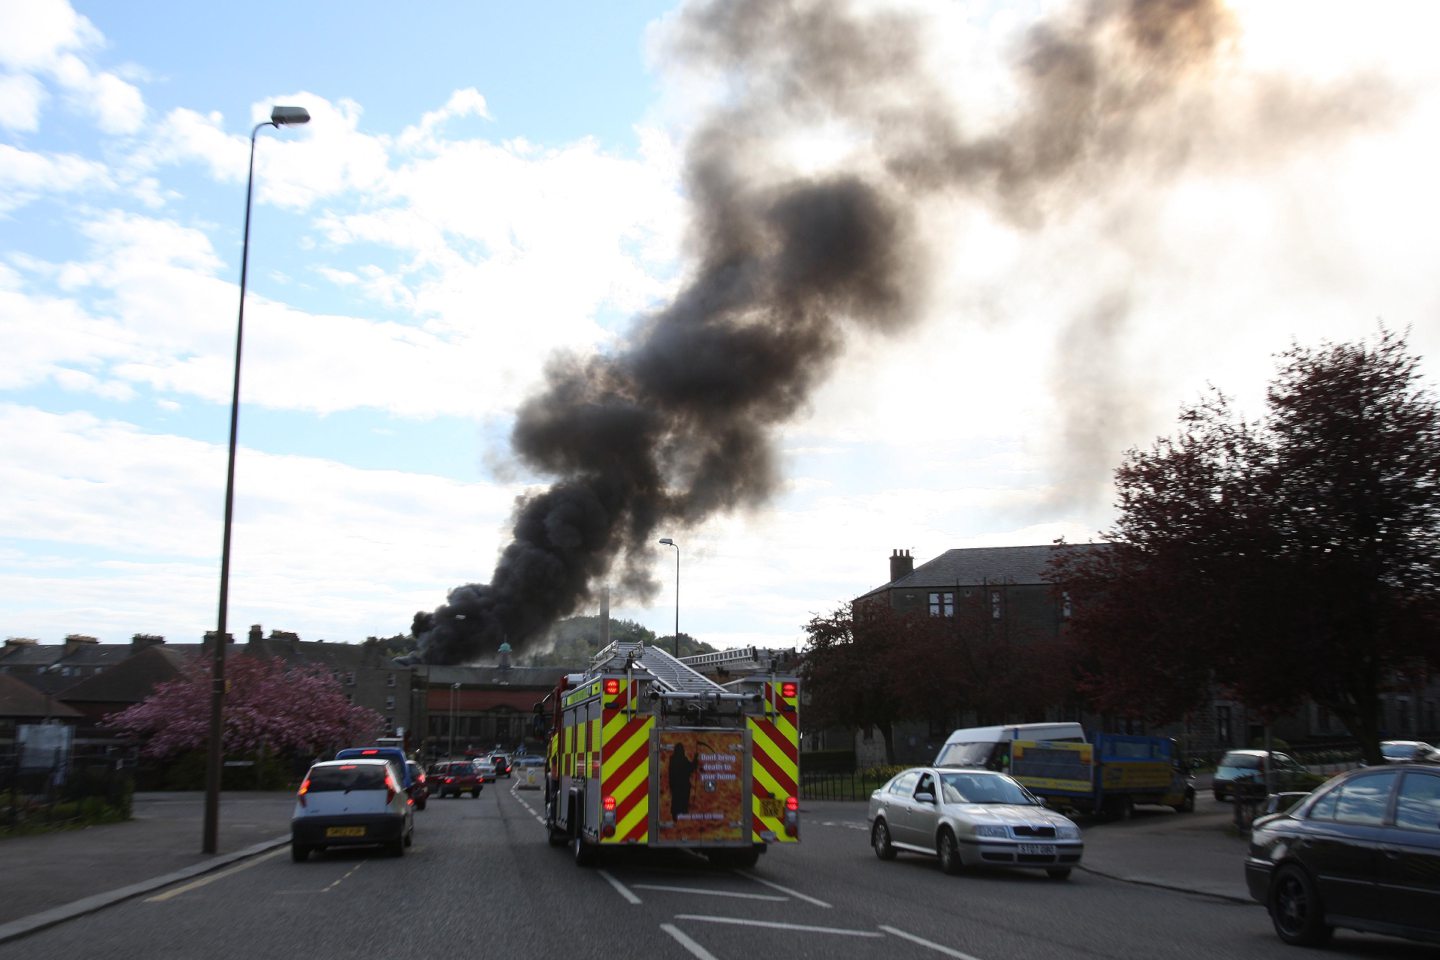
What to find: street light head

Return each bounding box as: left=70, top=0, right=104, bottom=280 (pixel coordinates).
left=659, top=538, right=675, bottom=546
left=270, top=105, right=310, bottom=126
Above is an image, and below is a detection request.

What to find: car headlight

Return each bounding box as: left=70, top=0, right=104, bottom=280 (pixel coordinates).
left=1055, top=825, right=1080, bottom=840
left=973, top=824, right=1008, bottom=838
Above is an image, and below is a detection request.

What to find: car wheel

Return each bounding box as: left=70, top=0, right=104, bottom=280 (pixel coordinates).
left=871, top=820, right=897, bottom=861
left=1105, top=795, right=1133, bottom=821
left=1174, top=789, right=1195, bottom=814
left=290, top=842, right=309, bottom=863
left=1269, top=864, right=1333, bottom=947
left=1046, top=867, right=1072, bottom=880
left=404, top=827, right=414, bottom=848
left=473, top=788, right=481, bottom=798
left=573, top=832, right=598, bottom=867
left=388, top=838, right=405, bottom=857
left=1213, top=789, right=1225, bottom=802
left=937, top=828, right=963, bottom=875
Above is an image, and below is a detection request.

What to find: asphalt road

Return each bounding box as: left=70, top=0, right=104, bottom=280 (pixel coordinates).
left=2, top=784, right=1430, bottom=960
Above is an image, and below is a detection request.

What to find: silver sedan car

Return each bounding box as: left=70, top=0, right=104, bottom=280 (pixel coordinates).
left=867, top=767, right=1084, bottom=879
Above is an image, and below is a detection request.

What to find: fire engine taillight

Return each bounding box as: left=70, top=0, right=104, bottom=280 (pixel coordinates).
left=603, top=678, right=620, bottom=695
left=603, top=796, right=617, bottom=811
left=786, top=796, right=799, bottom=812
left=781, top=682, right=797, bottom=698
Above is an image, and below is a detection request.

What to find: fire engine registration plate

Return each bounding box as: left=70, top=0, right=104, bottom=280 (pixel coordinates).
left=325, top=826, right=366, bottom=838
left=758, top=799, right=784, bottom=818
left=1018, top=843, right=1055, bottom=856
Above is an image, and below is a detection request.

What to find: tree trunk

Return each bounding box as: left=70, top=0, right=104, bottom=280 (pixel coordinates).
left=879, top=721, right=896, bottom=766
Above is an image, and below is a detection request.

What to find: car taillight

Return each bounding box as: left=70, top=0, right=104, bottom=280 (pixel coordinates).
left=385, top=773, right=398, bottom=805
left=297, top=776, right=311, bottom=808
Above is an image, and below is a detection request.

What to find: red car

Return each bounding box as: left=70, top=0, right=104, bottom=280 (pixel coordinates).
left=427, top=760, right=485, bottom=798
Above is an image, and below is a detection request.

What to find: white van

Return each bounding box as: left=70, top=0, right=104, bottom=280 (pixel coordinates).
left=935, top=722, right=1086, bottom=769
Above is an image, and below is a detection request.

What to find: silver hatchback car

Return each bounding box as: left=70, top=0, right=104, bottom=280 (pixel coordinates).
left=291, top=758, right=414, bottom=861
left=868, top=767, right=1084, bottom=879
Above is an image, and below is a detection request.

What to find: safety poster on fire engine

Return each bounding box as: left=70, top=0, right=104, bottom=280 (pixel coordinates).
left=656, top=730, right=745, bottom=843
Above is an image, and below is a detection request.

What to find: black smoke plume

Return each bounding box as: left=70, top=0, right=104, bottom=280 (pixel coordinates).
left=410, top=0, right=1388, bottom=664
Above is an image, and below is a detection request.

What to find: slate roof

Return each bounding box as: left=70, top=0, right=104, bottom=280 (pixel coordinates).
left=419, top=665, right=570, bottom=689
left=859, top=543, right=1108, bottom=598
left=0, top=673, right=82, bottom=719
left=58, top=645, right=194, bottom=706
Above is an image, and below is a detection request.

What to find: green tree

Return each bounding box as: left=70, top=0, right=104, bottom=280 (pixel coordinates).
left=1054, top=329, right=1440, bottom=761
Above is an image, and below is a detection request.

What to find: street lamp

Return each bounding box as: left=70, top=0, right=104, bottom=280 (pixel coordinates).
left=203, top=105, right=310, bottom=856
left=658, top=538, right=679, bottom=657
left=449, top=683, right=460, bottom=759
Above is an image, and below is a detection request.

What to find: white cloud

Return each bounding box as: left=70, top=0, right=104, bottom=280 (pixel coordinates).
left=398, top=88, right=492, bottom=151
left=0, top=142, right=114, bottom=211
left=0, top=403, right=517, bottom=643
left=0, top=0, right=101, bottom=72
left=0, top=73, right=46, bottom=132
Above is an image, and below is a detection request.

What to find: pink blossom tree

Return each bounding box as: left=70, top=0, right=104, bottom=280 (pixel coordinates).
left=105, top=654, right=384, bottom=760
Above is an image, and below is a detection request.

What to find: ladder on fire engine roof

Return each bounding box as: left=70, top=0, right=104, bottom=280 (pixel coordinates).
left=589, top=639, right=721, bottom=695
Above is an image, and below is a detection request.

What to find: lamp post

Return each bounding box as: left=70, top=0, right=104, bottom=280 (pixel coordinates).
left=658, top=538, right=679, bottom=657
left=449, top=683, right=460, bottom=758
left=203, top=105, right=310, bottom=855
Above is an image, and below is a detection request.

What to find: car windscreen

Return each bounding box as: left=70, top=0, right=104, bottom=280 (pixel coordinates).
left=308, top=764, right=387, bottom=792
left=1220, top=753, right=1262, bottom=769
left=935, top=742, right=994, bottom=767
left=939, top=772, right=1034, bottom=805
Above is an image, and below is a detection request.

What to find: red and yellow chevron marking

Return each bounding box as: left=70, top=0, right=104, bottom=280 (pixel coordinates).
left=600, top=680, right=652, bottom=845
left=749, top=681, right=800, bottom=843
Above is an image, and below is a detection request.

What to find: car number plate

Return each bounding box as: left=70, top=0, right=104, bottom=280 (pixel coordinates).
left=325, top=826, right=366, bottom=838
left=1018, top=843, right=1056, bottom=856
left=758, top=798, right=783, bottom=818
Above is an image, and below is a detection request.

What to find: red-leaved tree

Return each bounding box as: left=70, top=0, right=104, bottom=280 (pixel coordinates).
left=105, top=654, right=384, bottom=760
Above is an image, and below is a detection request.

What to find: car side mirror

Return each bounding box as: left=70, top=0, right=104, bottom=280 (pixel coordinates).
left=915, top=790, right=936, bottom=804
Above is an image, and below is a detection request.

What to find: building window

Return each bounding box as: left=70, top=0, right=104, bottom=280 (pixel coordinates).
left=991, top=591, right=1003, bottom=620
left=385, top=696, right=396, bottom=710
left=387, top=673, right=397, bottom=688
left=344, top=672, right=355, bottom=686
left=928, top=592, right=954, bottom=617
left=1216, top=705, right=1232, bottom=746
left=1062, top=591, right=1072, bottom=620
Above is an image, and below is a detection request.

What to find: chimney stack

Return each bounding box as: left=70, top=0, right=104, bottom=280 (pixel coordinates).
left=889, top=549, right=914, bottom=582
left=130, top=634, right=165, bottom=653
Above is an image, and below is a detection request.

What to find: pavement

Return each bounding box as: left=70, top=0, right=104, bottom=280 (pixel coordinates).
left=0, top=786, right=1256, bottom=946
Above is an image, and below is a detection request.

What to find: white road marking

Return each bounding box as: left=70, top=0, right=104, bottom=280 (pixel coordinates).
left=880, top=925, right=989, bottom=960
left=144, top=847, right=287, bottom=902
left=674, top=915, right=883, bottom=937
left=661, top=923, right=722, bottom=960
left=632, top=884, right=787, bottom=901
left=598, top=869, right=643, bottom=904
left=325, top=862, right=365, bottom=892
left=736, top=870, right=832, bottom=908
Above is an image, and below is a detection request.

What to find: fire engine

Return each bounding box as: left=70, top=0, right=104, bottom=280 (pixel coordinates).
left=541, top=639, right=800, bottom=867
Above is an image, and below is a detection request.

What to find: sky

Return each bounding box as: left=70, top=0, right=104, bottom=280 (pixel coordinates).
left=2, top=0, right=1438, bottom=659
